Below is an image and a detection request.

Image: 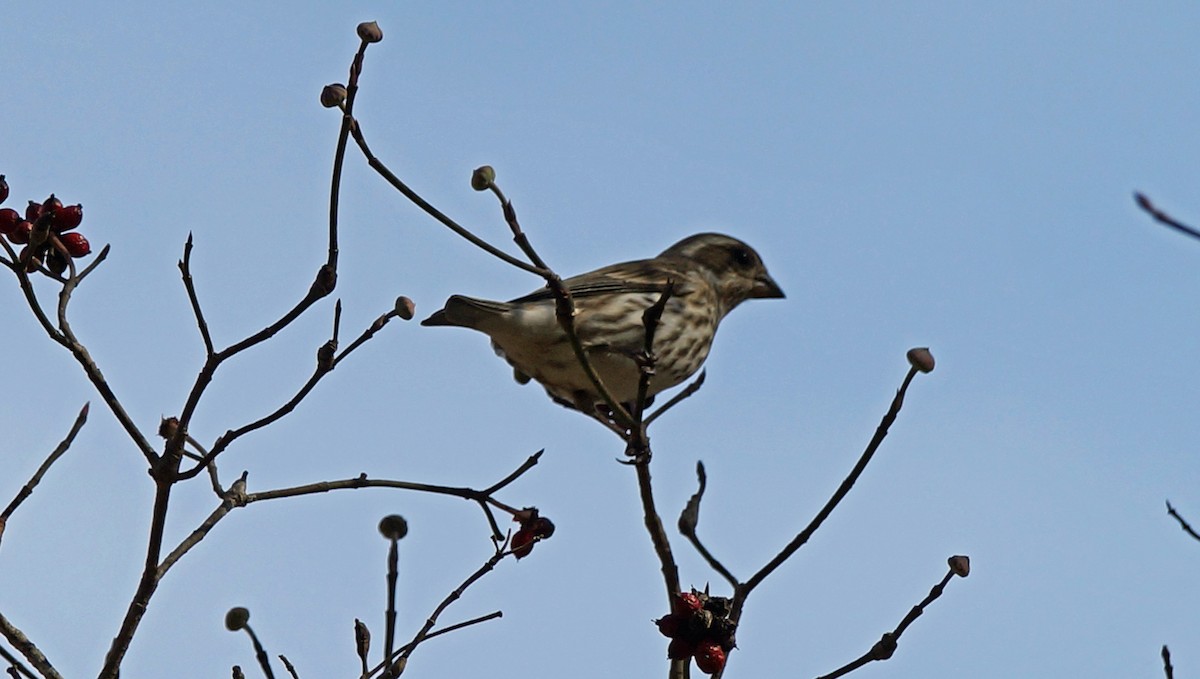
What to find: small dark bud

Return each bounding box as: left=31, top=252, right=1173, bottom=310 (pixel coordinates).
left=320, top=83, right=348, bottom=108
left=232, top=667, right=245, bottom=679
left=529, top=516, right=555, bottom=539
left=159, top=417, right=180, bottom=439
left=317, top=339, right=337, bottom=370
left=354, top=618, right=371, bottom=661
left=906, top=347, right=935, bottom=373
left=378, top=514, right=409, bottom=540
left=394, top=296, right=416, bottom=320
left=357, top=21, right=383, bottom=43
left=0, top=175, right=8, bottom=204
left=224, top=607, right=250, bottom=631
left=46, top=248, right=68, bottom=275
left=470, top=165, right=495, bottom=191
left=948, top=554, right=970, bottom=577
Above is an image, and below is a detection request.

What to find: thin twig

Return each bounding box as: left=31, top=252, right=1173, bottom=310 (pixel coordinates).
left=678, top=462, right=738, bottom=588
left=1162, top=645, right=1174, bottom=679
left=0, top=612, right=61, bottom=679
left=732, top=365, right=923, bottom=623
left=1135, top=192, right=1200, bottom=242
left=1166, top=501, right=1200, bottom=542
left=816, top=559, right=968, bottom=679
left=0, top=402, right=89, bottom=546
left=364, top=612, right=501, bottom=679
left=644, top=371, right=706, bottom=426
left=371, top=551, right=507, bottom=677
left=346, top=121, right=546, bottom=277
left=0, top=645, right=35, bottom=679
left=179, top=232, right=215, bottom=356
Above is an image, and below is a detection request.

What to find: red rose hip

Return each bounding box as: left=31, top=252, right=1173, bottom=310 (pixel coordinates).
left=59, top=232, right=91, bottom=257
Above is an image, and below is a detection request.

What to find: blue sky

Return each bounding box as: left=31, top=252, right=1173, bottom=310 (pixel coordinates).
left=3, top=3, right=1200, bottom=677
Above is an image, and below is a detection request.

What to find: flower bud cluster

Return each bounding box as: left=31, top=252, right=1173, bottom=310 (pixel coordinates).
left=656, top=589, right=736, bottom=674
left=0, top=181, right=92, bottom=275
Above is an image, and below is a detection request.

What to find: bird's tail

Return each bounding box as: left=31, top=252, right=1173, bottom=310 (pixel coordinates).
left=421, top=295, right=511, bottom=328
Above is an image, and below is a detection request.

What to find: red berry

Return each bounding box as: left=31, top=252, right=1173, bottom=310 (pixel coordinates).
left=25, top=201, right=42, bottom=222
left=510, top=528, right=535, bottom=559
left=52, top=204, right=83, bottom=232
left=9, top=220, right=32, bottom=244
left=694, top=641, right=726, bottom=675
left=674, top=591, right=703, bottom=614
left=0, top=175, right=8, bottom=204
left=59, top=232, right=91, bottom=257
left=42, top=194, right=63, bottom=213
left=0, top=208, right=19, bottom=235
left=655, top=613, right=682, bottom=638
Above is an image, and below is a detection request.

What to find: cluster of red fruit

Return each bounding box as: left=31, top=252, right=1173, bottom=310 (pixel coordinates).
left=0, top=176, right=92, bottom=275
left=656, top=589, right=737, bottom=675
left=510, top=509, right=555, bottom=559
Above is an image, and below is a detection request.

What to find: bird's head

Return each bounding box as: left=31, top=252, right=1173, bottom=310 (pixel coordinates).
left=661, top=233, right=784, bottom=314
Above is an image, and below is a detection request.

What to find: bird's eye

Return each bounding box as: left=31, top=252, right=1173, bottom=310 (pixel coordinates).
left=732, top=247, right=753, bottom=268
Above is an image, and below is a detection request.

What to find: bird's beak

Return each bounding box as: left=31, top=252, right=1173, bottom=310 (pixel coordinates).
left=752, top=274, right=785, bottom=299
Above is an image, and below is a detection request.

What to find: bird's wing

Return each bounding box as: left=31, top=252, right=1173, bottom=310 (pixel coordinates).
left=507, top=259, right=679, bottom=304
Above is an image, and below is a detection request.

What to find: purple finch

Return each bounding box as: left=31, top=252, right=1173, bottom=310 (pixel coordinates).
left=422, top=233, right=783, bottom=415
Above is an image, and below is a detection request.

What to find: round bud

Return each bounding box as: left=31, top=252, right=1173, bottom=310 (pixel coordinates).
left=378, top=514, right=409, bottom=541
left=530, top=516, right=555, bottom=539
left=0, top=175, right=8, bottom=205
left=53, top=204, right=83, bottom=232
left=224, top=607, right=250, bottom=631
left=694, top=640, right=727, bottom=675
left=357, top=21, right=383, bottom=43
left=60, top=232, right=91, bottom=257
left=948, top=554, right=970, bottom=577
left=0, top=208, right=20, bottom=235
left=46, top=248, right=68, bottom=275
left=320, top=84, right=348, bottom=108
left=655, top=613, right=682, bottom=638
left=906, top=347, right=935, bottom=373
left=394, top=296, right=416, bottom=321
left=42, top=195, right=63, bottom=214
left=470, top=165, right=496, bottom=191
left=9, top=221, right=33, bottom=245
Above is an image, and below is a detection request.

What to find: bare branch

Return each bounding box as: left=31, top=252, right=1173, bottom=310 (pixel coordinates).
left=816, top=557, right=969, bottom=679
left=1166, top=501, right=1200, bottom=542
left=678, top=461, right=738, bottom=588
left=179, top=232, right=215, bottom=356
left=1135, top=192, right=1200, bottom=242
left=0, top=612, right=61, bottom=679
left=0, top=402, right=89, bottom=547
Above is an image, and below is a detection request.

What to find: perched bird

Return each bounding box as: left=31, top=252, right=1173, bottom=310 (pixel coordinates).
left=422, top=233, right=784, bottom=416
